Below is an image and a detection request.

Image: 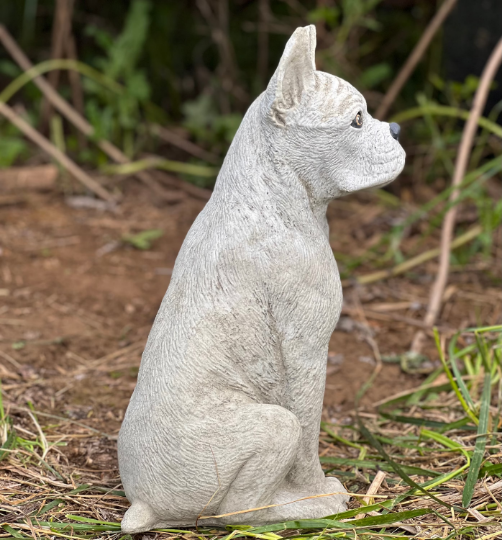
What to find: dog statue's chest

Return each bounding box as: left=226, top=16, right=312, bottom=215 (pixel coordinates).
left=264, top=230, right=343, bottom=339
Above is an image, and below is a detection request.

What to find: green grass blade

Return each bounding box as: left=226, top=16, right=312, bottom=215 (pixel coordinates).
left=66, top=484, right=92, bottom=495
left=377, top=381, right=454, bottom=410
left=357, top=416, right=459, bottom=511
left=328, top=500, right=394, bottom=519
left=380, top=412, right=475, bottom=431
left=448, top=335, right=475, bottom=409
left=420, top=429, right=466, bottom=454
left=249, top=520, right=352, bottom=533
left=420, top=429, right=470, bottom=488
left=438, top=417, right=475, bottom=432
left=250, top=509, right=431, bottom=533
left=34, top=498, right=63, bottom=516
left=434, top=329, right=479, bottom=425
left=38, top=521, right=120, bottom=531
left=0, top=422, right=17, bottom=462
left=321, top=422, right=363, bottom=450
left=430, top=509, right=458, bottom=531
left=103, top=157, right=218, bottom=177
left=462, top=372, right=491, bottom=507
left=2, top=526, right=27, bottom=539
left=380, top=412, right=474, bottom=432
left=65, top=514, right=121, bottom=527
left=475, top=332, right=492, bottom=373
left=0, top=59, right=124, bottom=104
left=122, top=229, right=163, bottom=250
left=320, top=456, right=440, bottom=477
left=66, top=484, right=126, bottom=497
left=406, top=368, right=443, bottom=405
left=464, top=324, right=502, bottom=333
left=480, top=462, right=502, bottom=477
left=391, top=104, right=502, bottom=139
left=347, top=508, right=432, bottom=526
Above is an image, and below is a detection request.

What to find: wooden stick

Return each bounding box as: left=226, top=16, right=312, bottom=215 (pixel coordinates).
left=0, top=23, right=121, bottom=157
left=66, top=34, right=86, bottom=149
left=150, top=124, right=219, bottom=164
left=375, top=0, right=458, bottom=120
left=0, top=24, right=183, bottom=204
left=362, top=471, right=386, bottom=504
left=48, top=0, right=73, bottom=91
left=0, top=102, right=115, bottom=202
left=411, top=37, right=502, bottom=353
left=41, top=0, right=74, bottom=125
left=156, top=171, right=212, bottom=201
left=0, top=165, right=58, bottom=191
left=355, top=470, right=386, bottom=519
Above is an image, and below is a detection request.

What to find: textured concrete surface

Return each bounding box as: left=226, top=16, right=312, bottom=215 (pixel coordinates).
left=118, top=25, right=405, bottom=533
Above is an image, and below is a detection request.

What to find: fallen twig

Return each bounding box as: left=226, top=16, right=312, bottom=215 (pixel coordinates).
left=411, top=37, right=502, bottom=354
left=103, top=156, right=217, bottom=177
left=150, top=124, right=219, bottom=164
left=0, top=102, right=115, bottom=202
left=40, top=0, right=74, bottom=126
left=0, top=164, right=58, bottom=191
left=355, top=470, right=386, bottom=519
left=375, top=0, right=458, bottom=119
left=156, top=171, right=213, bottom=201
left=0, top=194, right=28, bottom=207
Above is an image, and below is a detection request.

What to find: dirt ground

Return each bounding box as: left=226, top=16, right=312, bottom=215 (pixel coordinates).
left=1, top=180, right=501, bottom=485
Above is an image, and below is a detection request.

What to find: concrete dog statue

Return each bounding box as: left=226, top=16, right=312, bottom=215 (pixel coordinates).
left=119, top=25, right=405, bottom=532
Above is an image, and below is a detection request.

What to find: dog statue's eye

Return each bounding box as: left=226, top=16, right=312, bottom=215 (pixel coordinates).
left=351, top=112, right=363, bottom=128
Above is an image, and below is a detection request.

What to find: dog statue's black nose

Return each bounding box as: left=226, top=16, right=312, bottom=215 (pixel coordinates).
left=389, top=122, right=401, bottom=141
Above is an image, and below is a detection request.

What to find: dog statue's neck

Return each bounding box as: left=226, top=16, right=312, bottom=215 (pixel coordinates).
left=212, top=97, right=330, bottom=239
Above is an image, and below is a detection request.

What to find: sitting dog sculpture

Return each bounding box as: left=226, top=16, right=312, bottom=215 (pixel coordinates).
left=119, top=25, right=405, bottom=532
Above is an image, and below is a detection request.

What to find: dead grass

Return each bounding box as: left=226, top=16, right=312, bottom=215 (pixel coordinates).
left=1, top=324, right=501, bottom=540
left=0, top=186, right=501, bottom=540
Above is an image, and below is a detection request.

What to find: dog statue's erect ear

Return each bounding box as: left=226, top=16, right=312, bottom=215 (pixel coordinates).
left=267, top=25, right=316, bottom=126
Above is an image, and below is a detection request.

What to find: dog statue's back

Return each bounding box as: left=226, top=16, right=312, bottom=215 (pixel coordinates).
left=119, top=25, right=405, bottom=533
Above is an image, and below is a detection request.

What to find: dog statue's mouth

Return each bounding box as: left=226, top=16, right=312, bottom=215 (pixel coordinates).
left=337, top=150, right=405, bottom=195
left=365, top=168, right=402, bottom=190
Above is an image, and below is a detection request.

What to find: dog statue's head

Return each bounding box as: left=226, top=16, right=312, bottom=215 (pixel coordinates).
left=261, top=25, right=405, bottom=199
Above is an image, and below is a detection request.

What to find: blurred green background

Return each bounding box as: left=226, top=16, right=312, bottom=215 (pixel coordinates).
left=0, top=0, right=500, bottom=169
left=0, top=0, right=501, bottom=275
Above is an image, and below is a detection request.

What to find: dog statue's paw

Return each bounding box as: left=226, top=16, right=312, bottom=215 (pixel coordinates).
left=321, top=476, right=350, bottom=516
left=259, top=477, right=349, bottom=523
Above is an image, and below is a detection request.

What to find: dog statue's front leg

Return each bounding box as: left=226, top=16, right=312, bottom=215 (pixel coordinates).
left=269, top=337, right=348, bottom=518
left=280, top=339, right=330, bottom=487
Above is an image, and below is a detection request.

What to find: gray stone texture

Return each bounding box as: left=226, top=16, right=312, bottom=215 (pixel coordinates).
left=118, top=25, right=405, bottom=533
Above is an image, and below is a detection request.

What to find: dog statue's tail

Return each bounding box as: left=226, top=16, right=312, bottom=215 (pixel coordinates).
left=121, top=500, right=157, bottom=533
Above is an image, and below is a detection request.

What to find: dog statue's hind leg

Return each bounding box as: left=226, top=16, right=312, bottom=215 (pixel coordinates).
left=120, top=402, right=303, bottom=529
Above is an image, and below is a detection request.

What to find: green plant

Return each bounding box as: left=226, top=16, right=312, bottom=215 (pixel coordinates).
left=122, top=229, right=163, bottom=250
left=182, top=94, right=242, bottom=153
left=0, top=134, right=28, bottom=167
left=84, top=0, right=152, bottom=157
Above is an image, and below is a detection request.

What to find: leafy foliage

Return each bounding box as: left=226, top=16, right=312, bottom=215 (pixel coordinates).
left=84, top=0, right=152, bottom=155
left=0, top=0, right=500, bottom=274
left=182, top=94, right=242, bottom=151
left=0, top=135, right=28, bottom=167
left=122, top=229, right=163, bottom=250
